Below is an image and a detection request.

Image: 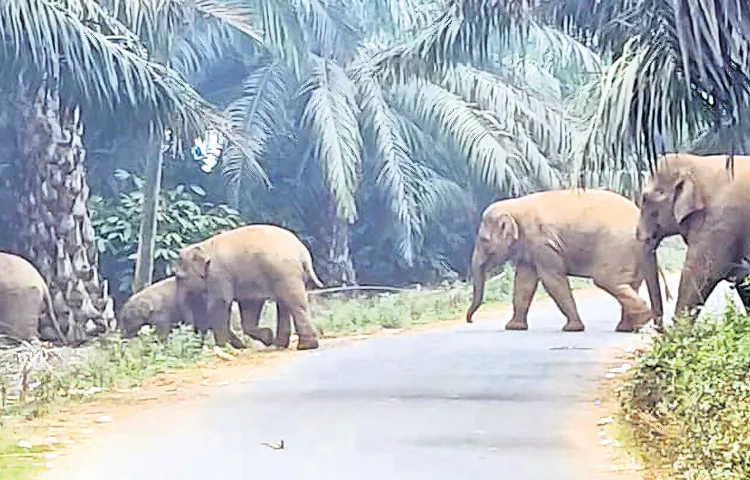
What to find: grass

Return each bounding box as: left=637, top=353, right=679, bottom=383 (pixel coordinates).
left=0, top=240, right=687, bottom=479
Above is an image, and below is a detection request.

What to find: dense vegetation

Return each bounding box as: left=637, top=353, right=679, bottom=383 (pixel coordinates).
left=621, top=306, right=750, bottom=480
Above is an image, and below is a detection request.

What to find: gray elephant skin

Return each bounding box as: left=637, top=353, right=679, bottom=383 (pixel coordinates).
left=0, top=252, right=65, bottom=344
left=174, top=224, right=324, bottom=351
left=117, top=276, right=183, bottom=339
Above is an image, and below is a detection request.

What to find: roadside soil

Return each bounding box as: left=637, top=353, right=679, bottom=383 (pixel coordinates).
left=9, top=283, right=659, bottom=479
left=568, top=343, right=652, bottom=480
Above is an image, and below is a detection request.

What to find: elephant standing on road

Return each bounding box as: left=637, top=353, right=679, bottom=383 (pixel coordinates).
left=466, top=189, right=667, bottom=332
left=0, top=252, right=65, bottom=344
left=644, top=174, right=750, bottom=319
left=175, top=224, right=323, bottom=351
left=636, top=153, right=750, bottom=315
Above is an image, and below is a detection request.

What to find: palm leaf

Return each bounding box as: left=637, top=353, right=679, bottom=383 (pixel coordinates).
left=392, top=79, right=530, bottom=194
left=355, top=65, right=422, bottom=263
left=299, top=55, right=363, bottom=222
left=221, top=58, right=289, bottom=203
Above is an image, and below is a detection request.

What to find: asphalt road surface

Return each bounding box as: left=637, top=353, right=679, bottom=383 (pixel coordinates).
left=46, top=276, right=740, bottom=480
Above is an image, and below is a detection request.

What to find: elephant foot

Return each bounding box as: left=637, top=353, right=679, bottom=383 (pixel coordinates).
left=504, top=319, right=528, bottom=331
left=614, top=320, right=634, bottom=333
left=562, top=320, right=585, bottom=332
left=296, top=336, right=320, bottom=351
left=273, top=331, right=292, bottom=349
left=249, top=328, right=274, bottom=347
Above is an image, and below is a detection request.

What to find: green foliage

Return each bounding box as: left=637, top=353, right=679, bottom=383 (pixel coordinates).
left=90, top=170, right=245, bottom=298
left=621, top=306, right=750, bottom=479
left=0, top=325, right=208, bottom=418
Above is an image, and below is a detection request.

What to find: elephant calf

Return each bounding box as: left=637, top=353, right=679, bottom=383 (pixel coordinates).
left=175, top=224, right=324, bottom=351
left=0, top=252, right=65, bottom=344
left=466, top=189, right=668, bottom=332
left=117, top=277, right=182, bottom=339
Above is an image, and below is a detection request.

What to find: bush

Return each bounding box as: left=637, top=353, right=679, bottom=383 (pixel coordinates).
left=0, top=325, right=209, bottom=418
left=620, top=304, right=750, bottom=480
left=90, top=169, right=245, bottom=299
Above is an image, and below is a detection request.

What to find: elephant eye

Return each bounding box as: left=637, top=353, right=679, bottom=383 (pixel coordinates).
left=650, top=210, right=658, bottom=218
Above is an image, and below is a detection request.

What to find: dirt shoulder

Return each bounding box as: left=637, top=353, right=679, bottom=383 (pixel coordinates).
left=568, top=343, right=652, bottom=480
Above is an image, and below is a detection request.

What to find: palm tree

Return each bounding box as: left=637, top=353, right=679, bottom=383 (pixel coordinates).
left=0, top=0, right=261, bottom=342
left=364, top=0, right=750, bottom=185
left=183, top=0, right=599, bottom=284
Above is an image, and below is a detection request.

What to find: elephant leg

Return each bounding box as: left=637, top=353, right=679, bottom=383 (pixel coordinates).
left=273, top=303, right=292, bottom=349
left=594, top=278, right=652, bottom=330
left=674, top=242, right=735, bottom=320
left=238, top=300, right=273, bottom=346
left=615, top=308, right=633, bottom=333
left=283, top=289, right=319, bottom=351
left=208, top=299, right=245, bottom=349
left=614, top=280, right=642, bottom=333
left=505, top=263, right=539, bottom=331
left=537, top=270, right=585, bottom=332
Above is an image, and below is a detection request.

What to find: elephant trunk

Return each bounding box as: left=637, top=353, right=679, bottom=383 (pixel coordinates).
left=466, top=250, right=488, bottom=323
left=642, top=249, right=664, bottom=328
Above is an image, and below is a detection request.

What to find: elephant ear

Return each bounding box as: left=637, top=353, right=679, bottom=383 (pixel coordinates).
left=176, top=246, right=211, bottom=279
left=673, top=172, right=705, bottom=224
left=497, top=214, right=519, bottom=242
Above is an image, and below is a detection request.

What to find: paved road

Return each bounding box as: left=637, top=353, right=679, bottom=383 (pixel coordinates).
left=46, top=277, right=739, bottom=480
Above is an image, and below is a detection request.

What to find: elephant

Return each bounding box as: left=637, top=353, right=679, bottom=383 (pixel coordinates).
left=465, top=189, right=668, bottom=332
left=0, top=252, right=65, bottom=344
left=117, top=276, right=183, bottom=339
left=174, top=224, right=323, bottom=351
left=636, top=152, right=750, bottom=314
left=661, top=178, right=750, bottom=319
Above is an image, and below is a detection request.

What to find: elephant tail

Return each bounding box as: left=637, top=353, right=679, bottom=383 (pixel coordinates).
left=43, top=284, right=67, bottom=345
left=658, top=265, right=673, bottom=301
left=303, top=254, right=325, bottom=289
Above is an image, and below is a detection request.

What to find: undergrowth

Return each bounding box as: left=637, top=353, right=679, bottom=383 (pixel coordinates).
left=620, top=303, right=750, bottom=480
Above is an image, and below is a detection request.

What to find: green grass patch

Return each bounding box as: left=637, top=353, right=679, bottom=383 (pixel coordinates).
left=619, top=304, right=750, bottom=480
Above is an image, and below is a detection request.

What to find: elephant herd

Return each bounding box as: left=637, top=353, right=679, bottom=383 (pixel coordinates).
left=0, top=152, right=748, bottom=348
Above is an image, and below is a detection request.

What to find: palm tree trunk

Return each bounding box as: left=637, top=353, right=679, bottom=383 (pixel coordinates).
left=132, top=134, right=166, bottom=293
left=328, top=215, right=356, bottom=286
left=13, top=86, right=113, bottom=343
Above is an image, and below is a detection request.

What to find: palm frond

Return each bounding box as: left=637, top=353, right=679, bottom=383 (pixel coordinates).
left=192, top=0, right=262, bottom=43
left=359, top=0, right=530, bottom=86
left=526, top=20, right=602, bottom=75
left=250, top=0, right=311, bottom=76
left=392, top=79, right=529, bottom=194
left=299, top=55, right=363, bottom=222
left=441, top=63, right=571, bottom=162
left=356, top=66, right=421, bottom=264
left=574, top=38, right=707, bottom=179
left=296, top=0, right=357, bottom=58
left=0, top=0, right=219, bottom=137
left=221, top=59, right=289, bottom=201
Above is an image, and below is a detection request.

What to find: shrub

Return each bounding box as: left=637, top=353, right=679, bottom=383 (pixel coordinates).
left=620, top=304, right=750, bottom=480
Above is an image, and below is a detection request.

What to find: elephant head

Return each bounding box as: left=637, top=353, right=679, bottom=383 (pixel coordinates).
left=466, top=211, right=519, bottom=323
left=174, top=246, right=211, bottom=332
left=636, top=168, right=706, bottom=248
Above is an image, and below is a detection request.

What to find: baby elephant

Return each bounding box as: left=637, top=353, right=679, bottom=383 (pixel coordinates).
left=118, top=277, right=182, bottom=339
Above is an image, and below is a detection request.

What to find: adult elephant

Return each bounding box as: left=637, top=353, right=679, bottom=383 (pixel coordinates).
left=174, top=224, right=323, bottom=351
left=0, top=252, right=65, bottom=344
left=466, top=189, right=667, bottom=332
left=636, top=153, right=750, bottom=314
left=646, top=174, right=750, bottom=319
